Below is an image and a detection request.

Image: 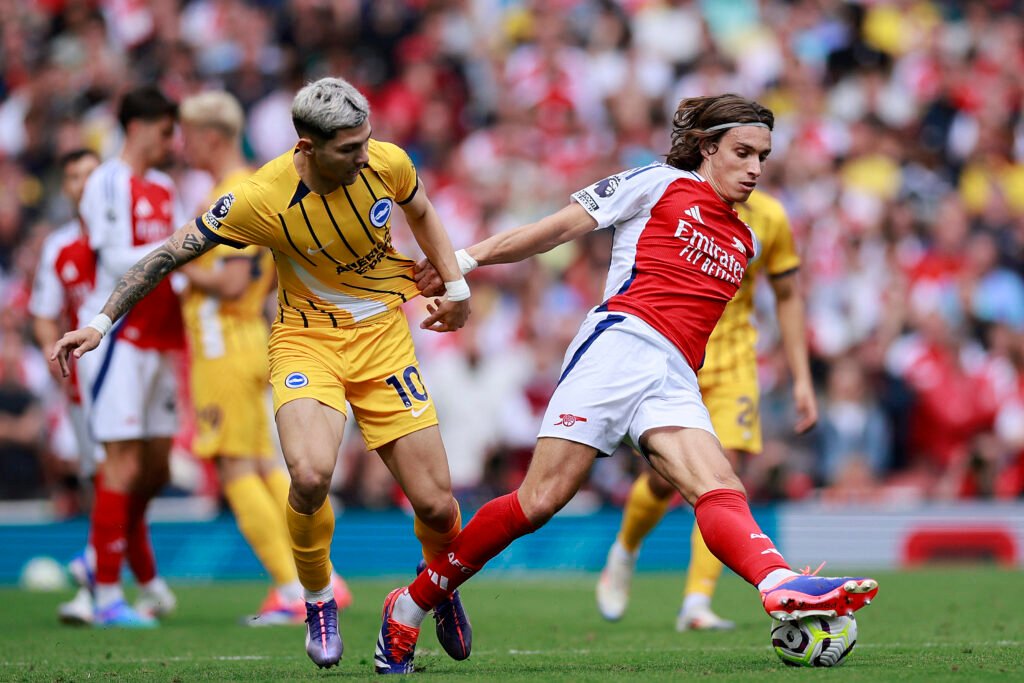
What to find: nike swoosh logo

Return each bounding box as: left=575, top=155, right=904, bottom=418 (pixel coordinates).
left=307, top=240, right=335, bottom=255
left=410, top=404, right=431, bottom=418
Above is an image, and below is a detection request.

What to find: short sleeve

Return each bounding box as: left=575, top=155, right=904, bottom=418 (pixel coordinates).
left=570, top=166, right=659, bottom=231
left=764, top=205, right=801, bottom=277
left=28, top=238, right=63, bottom=319
left=195, top=184, right=266, bottom=249
left=375, top=141, right=418, bottom=204
left=79, top=168, right=128, bottom=251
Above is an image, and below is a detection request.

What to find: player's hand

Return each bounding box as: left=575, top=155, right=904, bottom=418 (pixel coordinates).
left=792, top=380, right=818, bottom=434
left=44, top=357, right=69, bottom=385
left=420, top=297, right=470, bottom=333
left=413, top=258, right=446, bottom=298
left=51, top=327, right=102, bottom=378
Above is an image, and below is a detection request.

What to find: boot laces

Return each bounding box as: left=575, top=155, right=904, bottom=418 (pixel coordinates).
left=798, top=561, right=827, bottom=576
left=386, top=618, right=419, bottom=659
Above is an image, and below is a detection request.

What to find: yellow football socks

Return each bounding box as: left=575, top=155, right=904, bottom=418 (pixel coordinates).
left=262, top=467, right=291, bottom=515
left=223, top=473, right=298, bottom=586
left=617, top=473, right=671, bottom=553
left=414, top=500, right=462, bottom=563
left=286, top=497, right=335, bottom=592
left=683, top=523, right=724, bottom=598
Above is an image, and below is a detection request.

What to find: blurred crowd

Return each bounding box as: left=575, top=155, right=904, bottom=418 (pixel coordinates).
left=1, top=0, right=1023, bottom=516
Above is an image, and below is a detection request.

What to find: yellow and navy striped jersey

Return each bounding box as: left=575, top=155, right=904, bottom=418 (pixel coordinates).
left=699, top=190, right=801, bottom=382
left=196, top=140, right=420, bottom=328
left=183, top=168, right=275, bottom=359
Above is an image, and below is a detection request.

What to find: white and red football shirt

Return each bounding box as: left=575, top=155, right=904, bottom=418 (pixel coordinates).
left=28, top=221, right=97, bottom=403
left=79, top=158, right=186, bottom=351
left=571, top=163, right=758, bottom=370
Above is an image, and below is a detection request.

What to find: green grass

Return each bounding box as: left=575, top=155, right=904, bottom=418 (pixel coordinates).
left=2, top=568, right=1022, bottom=681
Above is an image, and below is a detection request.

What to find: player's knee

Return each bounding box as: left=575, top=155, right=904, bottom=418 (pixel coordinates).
left=100, top=456, right=143, bottom=491
left=288, top=465, right=331, bottom=501
left=412, top=495, right=456, bottom=530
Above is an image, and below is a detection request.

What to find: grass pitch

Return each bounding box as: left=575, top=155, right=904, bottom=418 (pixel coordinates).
left=2, top=568, right=1021, bottom=681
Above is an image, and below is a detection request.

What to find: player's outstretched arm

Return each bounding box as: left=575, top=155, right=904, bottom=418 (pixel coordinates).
left=470, top=202, right=597, bottom=267
left=51, top=221, right=215, bottom=376
left=413, top=202, right=598, bottom=296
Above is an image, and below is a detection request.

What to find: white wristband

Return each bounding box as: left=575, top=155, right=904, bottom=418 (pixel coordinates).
left=87, top=313, right=113, bottom=338
left=444, top=278, right=471, bottom=302
left=455, top=249, right=478, bottom=275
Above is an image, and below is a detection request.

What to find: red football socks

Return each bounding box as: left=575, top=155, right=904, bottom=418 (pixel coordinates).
left=91, top=485, right=130, bottom=584
left=408, top=491, right=535, bottom=610
left=126, top=494, right=157, bottom=584
left=693, top=488, right=789, bottom=586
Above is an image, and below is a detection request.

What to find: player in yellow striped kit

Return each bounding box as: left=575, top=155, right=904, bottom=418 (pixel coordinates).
left=178, top=91, right=349, bottom=624
left=58, top=78, right=473, bottom=668
left=596, top=190, right=818, bottom=630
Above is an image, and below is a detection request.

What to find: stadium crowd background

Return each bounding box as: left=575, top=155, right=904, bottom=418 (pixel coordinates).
left=0, top=0, right=1022, bottom=516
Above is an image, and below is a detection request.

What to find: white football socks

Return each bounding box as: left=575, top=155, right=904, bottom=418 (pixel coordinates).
left=609, top=540, right=637, bottom=565
left=392, top=589, right=428, bottom=628
left=279, top=580, right=303, bottom=604
left=139, top=576, right=169, bottom=595
left=758, top=569, right=798, bottom=592
left=681, top=592, right=711, bottom=614
left=304, top=582, right=334, bottom=604
left=95, top=583, right=124, bottom=609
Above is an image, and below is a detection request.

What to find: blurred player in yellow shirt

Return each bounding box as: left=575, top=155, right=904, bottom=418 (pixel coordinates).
left=178, top=91, right=349, bottom=624
left=596, top=190, right=818, bottom=630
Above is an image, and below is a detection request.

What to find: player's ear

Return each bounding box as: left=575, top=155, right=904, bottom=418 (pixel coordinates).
left=295, top=137, right=315, bottom=156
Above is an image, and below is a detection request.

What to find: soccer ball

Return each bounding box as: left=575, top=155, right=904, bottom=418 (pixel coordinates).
left=771, top=615, right=857, bottom=667
left=19, top=556, right=70, bottom=592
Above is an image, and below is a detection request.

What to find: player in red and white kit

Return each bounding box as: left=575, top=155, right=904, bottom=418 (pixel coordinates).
left=375, top=94, right=879, bottom=673
left=31, top=149, right=104, bottom=624
left=31, top=148, right=169, bottom=626
left=31, top=150, right=103, bottom=488
left=72, top=87, right=184, bottom=627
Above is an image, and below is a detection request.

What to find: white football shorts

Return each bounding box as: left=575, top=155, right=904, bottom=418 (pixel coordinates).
left=538, top=311, right=716, bottom=455
left=77, top=331, right=179, bottom=442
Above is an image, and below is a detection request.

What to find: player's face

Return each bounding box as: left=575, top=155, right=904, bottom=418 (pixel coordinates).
left=180, top=122, right=213, bottom=170
left=313, top=121, right=371, bottom=186
left=61, top=155, right=99, bottom=208
left=700, top=126, right=771, bottom=204
left=136, top=115, right=177, bottom=169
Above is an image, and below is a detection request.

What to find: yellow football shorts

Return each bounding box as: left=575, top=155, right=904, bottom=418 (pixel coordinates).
left=268, top=308, right=438, bottom=450
left=191, top=350, right=273, bottom=459
left=699, top=368, right=762, bottom=454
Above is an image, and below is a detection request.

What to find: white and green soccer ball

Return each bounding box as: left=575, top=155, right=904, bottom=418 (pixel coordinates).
left=771, top=615, right=857, bottom=667
left=19, top=556, right=69, bottom=592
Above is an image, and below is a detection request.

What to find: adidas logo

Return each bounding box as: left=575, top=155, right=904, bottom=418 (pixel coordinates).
left=683, top=205, right=705, bottom=225
left=427, top=569, right=449, bottom=591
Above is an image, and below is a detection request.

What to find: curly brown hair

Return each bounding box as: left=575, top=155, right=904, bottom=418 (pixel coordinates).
left=665, top=94, right=774, bottom=171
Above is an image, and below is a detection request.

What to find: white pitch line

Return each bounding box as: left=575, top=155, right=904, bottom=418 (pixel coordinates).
left=2, top=641, right=1019, bottom=667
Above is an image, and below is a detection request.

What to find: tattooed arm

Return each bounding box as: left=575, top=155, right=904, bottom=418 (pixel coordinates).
left=51, top=222, right=214, bottom=376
